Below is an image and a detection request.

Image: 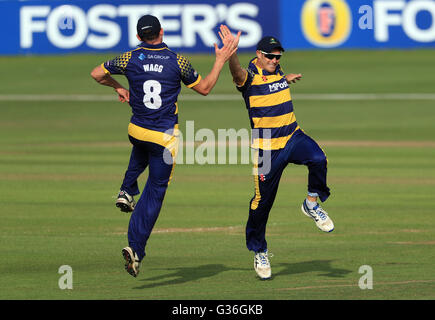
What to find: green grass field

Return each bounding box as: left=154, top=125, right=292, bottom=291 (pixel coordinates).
left=0, top=49, right=434, bottom=300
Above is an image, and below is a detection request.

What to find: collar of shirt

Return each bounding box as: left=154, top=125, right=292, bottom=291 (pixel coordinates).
left=138, top=42, right=168, bottom=50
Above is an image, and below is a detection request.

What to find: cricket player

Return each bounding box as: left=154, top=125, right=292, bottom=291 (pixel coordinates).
left=219, top=25, right=334, bottom=280
left=91, top=15, right=238, bottom=277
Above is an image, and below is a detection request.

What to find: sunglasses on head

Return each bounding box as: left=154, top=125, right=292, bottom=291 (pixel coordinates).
left=260, top=51, right=282, bottom=60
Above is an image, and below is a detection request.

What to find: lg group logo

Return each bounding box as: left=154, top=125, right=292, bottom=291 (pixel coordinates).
left=301, top=0, right=435, bottom=48
left=20, top=3, right=263, bottom=50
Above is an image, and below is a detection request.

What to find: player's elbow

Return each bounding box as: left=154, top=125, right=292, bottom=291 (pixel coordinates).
left=90, top=66, right=105, bottom=82
left=192, top=82, right=211, bottom=96
left=233, top=78, right=244, bottom=87
left=90, top=68, right=98, bottom=80
left=233, top=73, right=246, bottom=87
left=198, top=87, right=211, bottom=96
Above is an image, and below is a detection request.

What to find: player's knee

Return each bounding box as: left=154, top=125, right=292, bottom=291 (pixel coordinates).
left=250, top=197, right=273, bottom=213
left=311, top=152, right=327, bottom=166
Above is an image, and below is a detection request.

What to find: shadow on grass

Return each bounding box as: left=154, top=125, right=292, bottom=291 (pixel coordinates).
left=274, top=260, right=352, bottom=278
left=133, top=264, right=241, bottom=289
left=133, top=260, right=351, bottom=289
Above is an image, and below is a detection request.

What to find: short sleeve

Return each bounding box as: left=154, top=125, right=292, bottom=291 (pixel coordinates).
left=177, top=54, right=201, bottom=88
left=236, top=68, right=255, bottom=92
left=102, top=51, right=132, bottom=75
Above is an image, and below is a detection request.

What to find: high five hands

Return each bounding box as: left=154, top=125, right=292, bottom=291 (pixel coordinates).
left=214, top=25, right=241, bottom=62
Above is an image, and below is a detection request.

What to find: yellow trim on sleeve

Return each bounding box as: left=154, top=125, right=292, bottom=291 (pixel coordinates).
left=101, top=63, right=110, bottom=74
left=236, top=70, right=249, bottom=87
left=186, top=75, right=202, bottom=88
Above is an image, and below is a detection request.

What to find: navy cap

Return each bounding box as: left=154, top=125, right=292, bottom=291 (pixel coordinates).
left=256, top=36, right=284, bottom=53
left=137, top=15, right=161, bottom=39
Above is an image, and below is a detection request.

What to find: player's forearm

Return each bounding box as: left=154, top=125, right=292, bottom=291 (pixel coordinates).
left=91, top=66, right=125, bottom=90
left=228, top=54, right=246, bottom=86
left=97, top=76, right=125, bottom=90
left=196, top=58, right=226, bottom=96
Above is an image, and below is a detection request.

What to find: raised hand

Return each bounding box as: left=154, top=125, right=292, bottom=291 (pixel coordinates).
left=218, top=24, right=240, bottom=50
left=214, top=25, right=241, bottom=62
left=285, top=73, right=302, bottom=84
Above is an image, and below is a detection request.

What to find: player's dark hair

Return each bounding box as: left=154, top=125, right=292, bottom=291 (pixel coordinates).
left=139, top=32, right=159, bottom=42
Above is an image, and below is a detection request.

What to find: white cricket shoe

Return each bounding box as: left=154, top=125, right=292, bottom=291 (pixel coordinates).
left=122, top=247, right=141, bottom=277
left=254, top=250, right=272, bottom=280
left=116, top=190, right=136, bottom=213
left=301, top=200, right=334, bottom=232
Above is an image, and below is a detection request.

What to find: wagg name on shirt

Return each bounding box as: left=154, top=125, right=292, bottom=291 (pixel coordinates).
left=143, top=64, right=164, bottom=73
left=20, top=3, right=262, bottom=50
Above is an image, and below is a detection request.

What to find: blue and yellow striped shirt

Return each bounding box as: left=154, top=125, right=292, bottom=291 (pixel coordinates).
left=237, top=58, right=300, bottom=150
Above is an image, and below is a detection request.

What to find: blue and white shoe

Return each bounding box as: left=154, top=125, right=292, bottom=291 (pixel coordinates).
left=301, top=200, right=334, bottom=232
left=116, top=190, right=136, bottom=213
left=254, top=250, right=272, bottom=280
